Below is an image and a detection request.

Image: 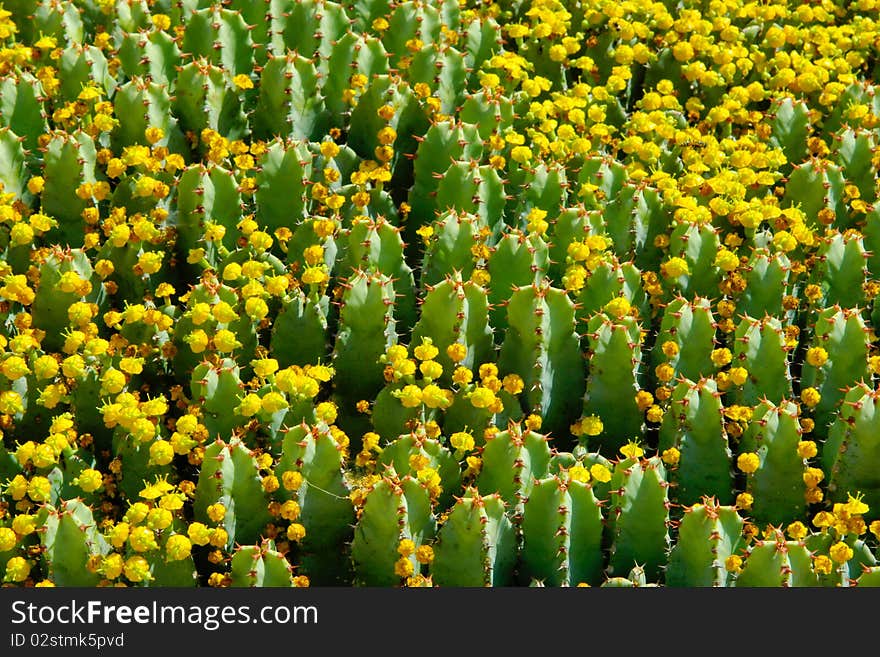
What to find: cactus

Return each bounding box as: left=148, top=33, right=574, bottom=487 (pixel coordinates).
left=116, top=27, right=181, bottom=88
left=658, top=378, right=734, bottom=506
left=275, top=423, right=355, bottom=585
left=0, top=73, right=48, bottom=153
left=254, top=138, right=313, bottom=233
left=497, top=283, right=585, bottom=440
left=434, top=161, right=506, bottom=230
left=350, top=474, right=436, bottom=586
left=181, top=6, right=253, bottom=77
left=331, top=269, right=398, bottom=434
left=269, top=288, right=331, bottom=368
left=230, top=541, right=295, bottom=587
left=418, top=210, right=485, bottom=289
left=578, top=311, right=644, bottom=453
left=30, top=248, right=96, bottom=353
left=41, top=499, right=110, bottom=586
left=605, top=454, right=670, bottom=582
left=833, top=126, right=877, bottom=204
left=573, top=256, right=649, bottom=326
left=430, top=490, right=516, bottom=587
left=783, top=160, right=848, bottom=232
left=824, top=384, right=880, bottom=513
left=737, top=400, right=807, bottom=526
left=39, top=131, right=98, bottom=247
left=519, top=474, right=604, bottom=587
left=5, top=0, right=880, bottom=591
left=252, top=53, right=327, bottom=141
left=487, top=230, right=549, bottom=335
left=376, top=429, right=461, bottom=509
left=193, top=438, right=273, bottom=549
left=405, top=120, right=483, bottom=252
left=474, top=422, right=551, bottom=512
left=650, top=296, right=716, bottom=384
left=732, top=531, right=819, bottom=588
left=767, top=96, right=811, bottom=169
left=337, top=216, right=417, bottom=334
left=665, top=498, right=744, bottom=587
left=798, top=306, right=870, bottom=442
left=735, top=248, right=791, bottom=320
left=810, top=231, right=869, bottom=310
left=409, top=273, right=493, bottom=386
left=728, top=315, right=792, bottom=407
left=173, top=164, right=242, bottom=273
left=321, top=32, right=388, bottom=128
left=173, top=60, right=248, bottom=144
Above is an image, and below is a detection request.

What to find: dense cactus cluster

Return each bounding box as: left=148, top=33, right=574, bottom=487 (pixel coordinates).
left=2, top=0, right=880, bottom=588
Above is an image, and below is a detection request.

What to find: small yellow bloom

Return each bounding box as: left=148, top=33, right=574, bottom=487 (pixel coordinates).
left=663, top=257, right=690, bottom=279
left=737, top=452, right=760, bottom=474
left=661, top=446, right=680, bottom=465
left=829, top=541, right=853, bottom=564
left=801, top=387, right=821, bottom=408
left=619, top=441, right=644, bottom=460
left=724, top=555, right=742, bottom=574
left=589, top=463, right=611, bottom=483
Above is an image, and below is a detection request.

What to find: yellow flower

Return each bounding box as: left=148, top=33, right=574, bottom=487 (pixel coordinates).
left=589, top=463, right=611, bottom=483
left=4, top=556, right=31, bottom=583
left=714, top=249, right=739, bottom=272
left=801, top=387, right=821, bottom=408
left=233, top=74, right=254, bottom=90
left=577, top=415, right=603, bottom=436
left=469, top=386, right=497, bottom=409
left=129, top=526, right=158, bottom=552
left=123, top=556, right=152, bottom=582
left=394, top=556, right=414, bottom=578
left=287, top=524, right=306, bottom=542
left=724, top=555, right=742, bottom=574
left=510, top=145, right=532, bottom=164
left=415, top=545, right=434, bottom=565
left=187, top=523, right=212, bottom=546
left=165, top=534, right=192, bottom=561
left=568, top=464, right=591, bottom=483
left=805, top=347, right=828, bottom=367
left=619, top=441, right=644, bottom=460
left=797, top=441, right=818, bottom=459
left=0, top=527, right=17, bottom=552
left=73, top=468, right=103, bottom=493
left=421, top=384, right=451, bottom=409
left=737, top=452, right=760, bottom=474
left=302, top=266, right=328, bottom=285
left=446, top=343, right=467, bottom=363
left=419, top=360, right=443, bottom=381
left=213, top=329, right=242, bottom=352
left=396, top=384, right=423, bottom=408
left=711, top=348, right=732, bottom=367
left=813, top=554, right=834, bottom=575
left=661, top=447, right=680, bottom=466
left=729, top=367, right=749, bottom=386
left=829, top=541, right=853, bottom=564
left=148, top=440, right=174, bottom=466
left=413, top=338, right=439, bottom=361
left=735, top=492, right=754, bottom=510
left=119, top=357, right=144, bottom=375
left=787, top=521, right=808, bottom=541
left=450, top=431, right=475, bottom=452
left=207, top=503, right=226, bottom=523
left=604, top=296, right=631, bottom=319
left=663, top=257, right=690, bottom=279
left=661, top=340, right=679, bottom=358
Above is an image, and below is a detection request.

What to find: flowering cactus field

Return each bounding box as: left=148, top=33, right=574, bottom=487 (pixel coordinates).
left=1, top=0, right=880, bottom=588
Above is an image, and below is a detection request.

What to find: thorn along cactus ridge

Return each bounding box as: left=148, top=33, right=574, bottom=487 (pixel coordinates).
left=3, top=0, right=880, bottom=590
